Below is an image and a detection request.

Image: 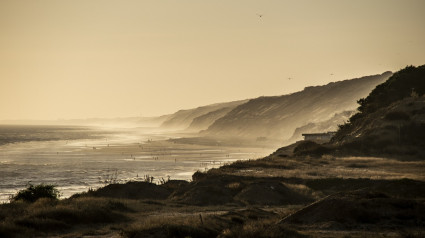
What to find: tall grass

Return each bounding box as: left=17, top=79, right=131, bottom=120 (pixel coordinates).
left=0, top=196, right=131, bottom=237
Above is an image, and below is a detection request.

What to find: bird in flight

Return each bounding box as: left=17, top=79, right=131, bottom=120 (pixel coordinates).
left=257, top=14, right=263, bottom=18
left=288, top=77, right=292, bottom=80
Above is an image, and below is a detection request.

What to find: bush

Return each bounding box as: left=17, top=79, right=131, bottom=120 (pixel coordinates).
left=192, top=170, right=207, bottom=181
left=10, top=183, right=60, bottom=203
left=384, top=111, right=410, bottom=121
left=293, top=141, right=332, bottom=157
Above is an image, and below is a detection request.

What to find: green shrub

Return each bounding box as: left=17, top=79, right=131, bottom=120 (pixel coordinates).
left=10, top=183, right=60, bottom=203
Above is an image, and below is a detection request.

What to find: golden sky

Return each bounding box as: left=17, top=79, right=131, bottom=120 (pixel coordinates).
left=1, top=0, right=425, bottom=120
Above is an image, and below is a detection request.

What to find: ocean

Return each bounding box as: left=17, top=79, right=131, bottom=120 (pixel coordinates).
left=0, top=125, right=269, bottom=203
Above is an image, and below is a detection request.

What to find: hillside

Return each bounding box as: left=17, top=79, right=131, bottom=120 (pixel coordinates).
left=186, top=106, right=235, bottom=132
left=202, top=72, right=392, bottom=141
left=160, top=100, right=248, bottom=130
left=331, top=65, right=425, bottom=158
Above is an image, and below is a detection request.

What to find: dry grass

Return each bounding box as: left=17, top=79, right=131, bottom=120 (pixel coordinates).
left=213, top=153, right=425, bottom=182
left=0, top=197, right=132, bottom=237
left=122, top=206, right=303, bottom=238
left=282, top=183, right=323, bottom=200
left=123, top=210, right=242, bottom=238
left=218, top=219, right=306, bottom=238
left=123, top=215, right=212, bottom=238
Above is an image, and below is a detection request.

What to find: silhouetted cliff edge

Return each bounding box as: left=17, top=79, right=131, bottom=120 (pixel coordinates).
left=329, top=65, right=425, bottom=158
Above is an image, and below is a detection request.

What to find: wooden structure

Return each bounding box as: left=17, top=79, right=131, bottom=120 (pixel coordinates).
left=302, top=131, right=336, bottom=143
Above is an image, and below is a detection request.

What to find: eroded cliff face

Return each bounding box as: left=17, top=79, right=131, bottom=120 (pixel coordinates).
left=160, top=99, right=248, bottom=130
left=202, top=72, right=392, bottom=140
left=186, top=106, right=235, bottom=132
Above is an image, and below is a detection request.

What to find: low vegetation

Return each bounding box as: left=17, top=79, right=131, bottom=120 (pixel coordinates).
left=10, top=183, right=60, bottom=203
left=0, top=196, right=130, bottom=237
left=384, top=110, right=411, bottom=121
left=293, top=141, right=333, bottom=157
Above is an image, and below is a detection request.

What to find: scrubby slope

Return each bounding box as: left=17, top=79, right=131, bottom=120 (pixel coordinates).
left=332, top=65, right=425, bottom=158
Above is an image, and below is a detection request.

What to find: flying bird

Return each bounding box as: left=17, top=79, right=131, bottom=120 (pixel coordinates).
left=257, top=14, right=263, bottom=18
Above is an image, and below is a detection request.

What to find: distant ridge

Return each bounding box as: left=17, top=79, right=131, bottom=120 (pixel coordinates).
left=201, top=72, right=392, bottom=142
left=186, top=106, right=236, bottom=132
left=160, top=100, right=248, bottom=130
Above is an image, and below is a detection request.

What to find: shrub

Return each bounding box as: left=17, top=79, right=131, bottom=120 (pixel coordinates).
left=384, top=111, right=410, bottom=121
left=293, top=141, right=332, bottom=157
left=192, top=170, right=207, bottom=181
left=10, top=183, right=60, bottom=203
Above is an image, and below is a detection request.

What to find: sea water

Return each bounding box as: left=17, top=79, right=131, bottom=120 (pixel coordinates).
left=0, top=125, right=269, bottom=203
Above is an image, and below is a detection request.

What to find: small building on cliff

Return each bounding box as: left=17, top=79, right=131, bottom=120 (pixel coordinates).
left=302, top=131, right=336, bottom=143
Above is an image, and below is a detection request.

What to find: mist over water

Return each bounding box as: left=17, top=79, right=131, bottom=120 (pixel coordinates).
left=0, top=125, right=271, bottom=203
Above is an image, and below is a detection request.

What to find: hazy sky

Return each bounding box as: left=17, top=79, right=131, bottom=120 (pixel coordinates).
left=1, top=0, right=425, bottom=120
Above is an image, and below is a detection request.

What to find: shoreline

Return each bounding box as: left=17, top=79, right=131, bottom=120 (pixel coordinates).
left=0, top=130, right=274, bottom=203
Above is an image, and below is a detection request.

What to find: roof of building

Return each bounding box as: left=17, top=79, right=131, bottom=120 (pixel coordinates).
left=302, top=131, right=336, bottom=136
